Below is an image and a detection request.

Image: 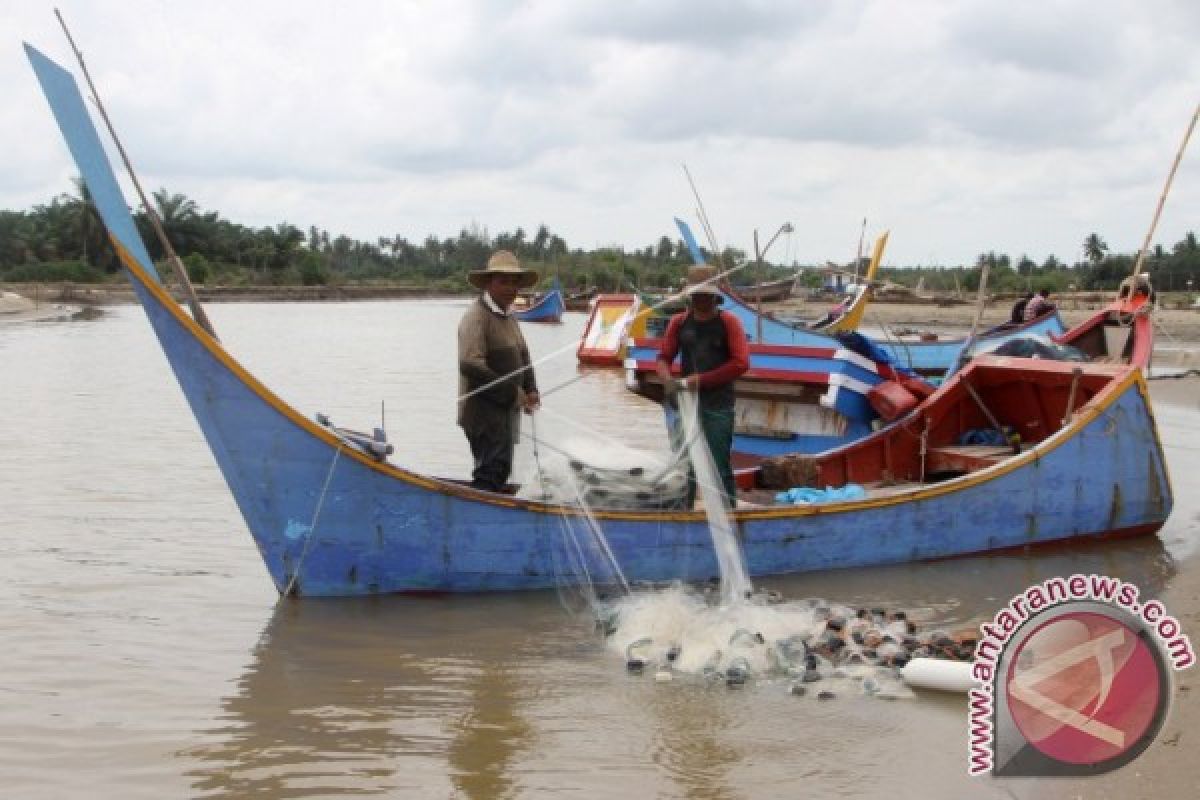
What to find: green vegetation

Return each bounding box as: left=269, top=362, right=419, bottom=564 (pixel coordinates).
left=2, top=182, right=1199, bottom=295
left=878, top=233, right=1200, bottom=296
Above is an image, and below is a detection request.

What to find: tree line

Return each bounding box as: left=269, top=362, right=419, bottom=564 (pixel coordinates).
left=2, top=183, right=1199, bottom=296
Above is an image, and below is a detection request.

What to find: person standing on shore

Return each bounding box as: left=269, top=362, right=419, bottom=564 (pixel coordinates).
left=655, top=265, right=750, bottom=508
left=457, top=250, right=541, bottom=492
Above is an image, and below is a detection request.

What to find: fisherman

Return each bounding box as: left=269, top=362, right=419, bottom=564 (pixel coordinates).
left=458, top=250, right=541, bottom=492
left=1023, top=288, right=1056, bottom=321
left=655, top=265, right=750, bottom=507
left=1009, top=291, right=1034, bottom=324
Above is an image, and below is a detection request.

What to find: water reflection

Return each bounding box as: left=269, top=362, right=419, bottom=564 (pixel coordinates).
left=648, top=688, right=739, bottom=800
left=185, top=597, right=545, bottom=798
left=182, top=535, right=1175, bottom=798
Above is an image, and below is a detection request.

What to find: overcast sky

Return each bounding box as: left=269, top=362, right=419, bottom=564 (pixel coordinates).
left=5, top=0, right=1199, bottom=266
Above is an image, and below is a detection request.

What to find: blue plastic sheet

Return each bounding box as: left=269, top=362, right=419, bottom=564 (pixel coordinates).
left=775, top=484, right=867, bottom=505
left=957, top=428, right=1013, bottom=446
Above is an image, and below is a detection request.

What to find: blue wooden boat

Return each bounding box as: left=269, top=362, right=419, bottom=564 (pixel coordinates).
left=671, top=218, right=1068, bottom=373
left=28, top=44, right=1174, bottom=596
left=513, top=280, right=565, bottom=323
left=719, top=284, right=1068, bottom=373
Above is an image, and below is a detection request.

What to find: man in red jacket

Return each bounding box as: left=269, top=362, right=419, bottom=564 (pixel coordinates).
left=655, top=265, right=750, bottom=507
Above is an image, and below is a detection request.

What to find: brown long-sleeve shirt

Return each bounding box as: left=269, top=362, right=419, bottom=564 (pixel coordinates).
left=457, top=296, right=537, bottom=432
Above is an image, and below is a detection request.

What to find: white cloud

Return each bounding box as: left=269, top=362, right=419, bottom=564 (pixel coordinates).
left=4, top=0, right=1199, bottom=266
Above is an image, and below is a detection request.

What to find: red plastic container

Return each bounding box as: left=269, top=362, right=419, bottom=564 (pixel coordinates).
left=868, top=380, right=920, bottom=420
left=900, top=376, right=936, bottom=400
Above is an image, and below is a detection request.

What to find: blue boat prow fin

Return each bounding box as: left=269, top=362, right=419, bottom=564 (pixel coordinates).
left=24, top=43, right=161, bottom=283
left=674, top=217, right=706, bottom=266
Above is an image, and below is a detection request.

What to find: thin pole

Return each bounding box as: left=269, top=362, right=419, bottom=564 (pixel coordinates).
left=963, top=381, right=1008, bottom=446
left=854, top=217, right=866, bottom=284
left=967, top=261, right=992, bottom=341
left=753, top=228, right=763, bottom=342
left=55, top=9, right=219, bottom=340
left=1061, top=367, right=1083, bottom=429
left=945, top=261, right=991, bottom=380
left=1131, top=102, right=1200, bottom=280
left=683, top=164, right=722, bottom=267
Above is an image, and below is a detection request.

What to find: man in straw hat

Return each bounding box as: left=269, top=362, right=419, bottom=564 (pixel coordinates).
left=655, top=265, right=749, bottom=507
left=458, top=250, right=541, bottom=491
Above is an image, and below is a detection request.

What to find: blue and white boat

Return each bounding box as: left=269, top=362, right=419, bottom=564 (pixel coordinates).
left=513, top=279, right=565, bottom=323
left=624, top=337, right=921, bottom=457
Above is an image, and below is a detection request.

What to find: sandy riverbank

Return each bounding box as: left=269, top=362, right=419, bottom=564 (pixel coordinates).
left=0, top=282, right=456, bottom=307
left=770, top=295, right=1200, bottom=344
left=0, top=290, right=84, bottom=323
left=5, top=283, right=1200, bottom=345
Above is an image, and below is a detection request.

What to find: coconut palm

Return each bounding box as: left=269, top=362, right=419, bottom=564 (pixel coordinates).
left=1083, top=233, right=1108, bottom=266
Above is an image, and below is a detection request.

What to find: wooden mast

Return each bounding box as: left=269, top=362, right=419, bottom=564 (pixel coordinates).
left=1130, top=102, right=1200, bottom=281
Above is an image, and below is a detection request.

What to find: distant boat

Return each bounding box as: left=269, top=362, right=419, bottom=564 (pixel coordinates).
left=727, top=276, right=796, bottom=303
left=564, top=287, right=598, bottom=312
left=719, top=281, right=1068, bottom=376
left=577, top=294, right=640, bottom=366
left=28, top=42, right=1173, bottom=596
left=512, top=280, right=565, bottom=323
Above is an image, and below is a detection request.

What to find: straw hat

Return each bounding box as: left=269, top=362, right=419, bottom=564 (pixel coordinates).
left=682, top=265, right=724, bottom=302
left=468, top=250, right=539, bottom=290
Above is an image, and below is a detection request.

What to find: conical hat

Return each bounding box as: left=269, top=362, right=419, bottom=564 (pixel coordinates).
left=468, top=250, right=539, bottom=289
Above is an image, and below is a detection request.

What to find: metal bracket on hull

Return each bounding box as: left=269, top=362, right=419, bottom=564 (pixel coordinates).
left=316, top=413, right=393, bottom=461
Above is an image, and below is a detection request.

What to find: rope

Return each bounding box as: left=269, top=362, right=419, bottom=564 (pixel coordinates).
left=458, top=258, right=754, bottom=406
left=1151, top=311, right=1180, bottom=346
left=530, top=412, right=549, bottom=498
left=867, top=307, right=916, bottom=371
left=282, top=444, right=343, bottom=596
left=1148, top=368, right=1200, bottom=381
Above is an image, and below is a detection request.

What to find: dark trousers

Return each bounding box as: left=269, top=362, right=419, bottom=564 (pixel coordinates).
left=699, top=407, right=737, bottom=507
left=464, top=411, right=518, bottom=491
left=671, top=405, right=737, bottom=508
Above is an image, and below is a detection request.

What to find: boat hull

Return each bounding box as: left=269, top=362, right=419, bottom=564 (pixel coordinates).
left=113, top=263, right=1180, bottom=594
left=513, top=289, right=565, bottom=323
left=577, top=294, right=639, bottom=366
left=29, top=43, right=1173, bottom=596
left=720, top=286, right=1068, bottom=371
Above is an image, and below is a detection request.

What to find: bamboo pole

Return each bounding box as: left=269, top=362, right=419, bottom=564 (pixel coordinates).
left=682, top=164, right=723, bottom=268
left=967, top=261, right=992, bottom=341
left=944, top=261, right=990, bottom=380
left=1061, top=367, right=1083, bottom=429
left=1130, top=102, right=1200, bottom=281
left=854, top=217, right=866, bottom=284
left=55, top=9, right=219, bottom=341
left=752, top=229, right=763, bottom=342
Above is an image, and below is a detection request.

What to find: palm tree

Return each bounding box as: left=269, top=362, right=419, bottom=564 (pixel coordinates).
left=65, top=177, right=112, bottom=268
left=1083, top=233, right=1108, bottom=266
left=147, top=188, right=202, bottom=258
